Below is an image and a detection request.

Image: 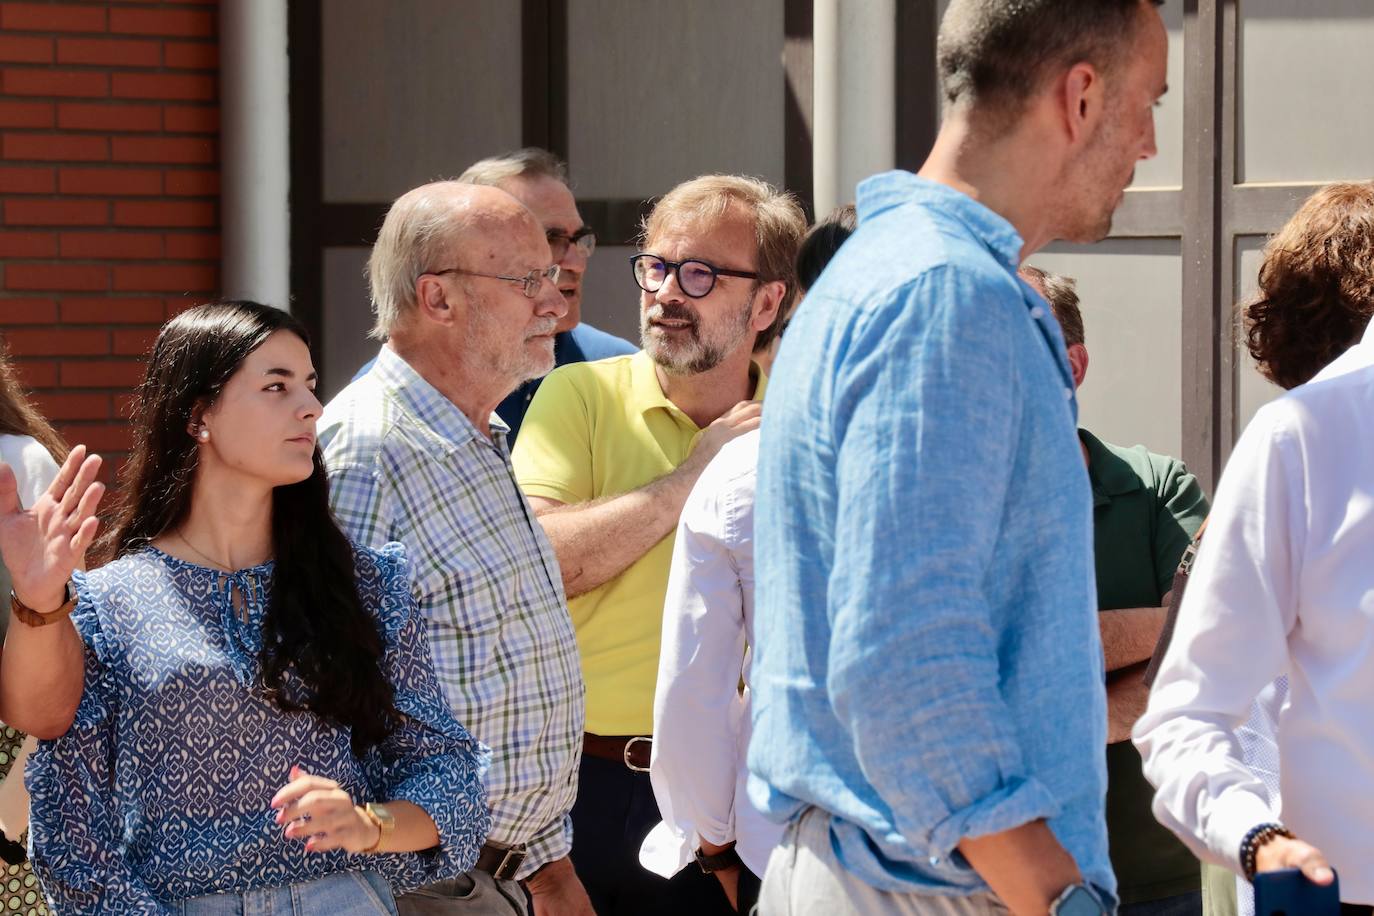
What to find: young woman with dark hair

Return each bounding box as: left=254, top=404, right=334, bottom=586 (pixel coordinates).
left=16, top=301, right=489, bottom=914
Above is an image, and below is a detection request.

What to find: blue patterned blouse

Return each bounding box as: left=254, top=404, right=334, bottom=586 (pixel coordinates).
left=26, top=541, right=491, bottom=913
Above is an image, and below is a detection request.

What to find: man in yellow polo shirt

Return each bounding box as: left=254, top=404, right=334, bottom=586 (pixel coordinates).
left=513, top=174, right=805, bottom=915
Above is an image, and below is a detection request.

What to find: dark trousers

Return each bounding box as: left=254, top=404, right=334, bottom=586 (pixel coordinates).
left=569, top=753, right=747, bottom=915
left=1119, top=891, right=1201, bottom=916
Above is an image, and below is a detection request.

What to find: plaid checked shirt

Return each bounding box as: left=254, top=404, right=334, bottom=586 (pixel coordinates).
left=319, top=346, right=585, bottom=877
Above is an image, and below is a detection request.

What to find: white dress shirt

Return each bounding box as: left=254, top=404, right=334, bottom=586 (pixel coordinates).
left=640, top=430, right=782, bottom=879
left=1134, top=320, right=1374, bottom=901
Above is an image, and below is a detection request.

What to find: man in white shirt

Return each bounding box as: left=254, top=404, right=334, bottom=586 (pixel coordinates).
left=1134, top=320, right=1374, bottom=901
left=644, top=430, right=771, bottom=914
left=643, top=212, right=856, bottom=915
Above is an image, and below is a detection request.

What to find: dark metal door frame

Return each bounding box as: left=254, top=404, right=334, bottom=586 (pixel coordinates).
left=286, top=0, right=816, bottom=389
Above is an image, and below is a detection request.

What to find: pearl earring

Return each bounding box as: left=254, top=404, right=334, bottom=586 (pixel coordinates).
left=198, top=428, right=210, bottom=442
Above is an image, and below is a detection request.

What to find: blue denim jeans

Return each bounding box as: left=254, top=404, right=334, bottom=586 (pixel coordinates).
left=178, top=870, right=397, bottom=915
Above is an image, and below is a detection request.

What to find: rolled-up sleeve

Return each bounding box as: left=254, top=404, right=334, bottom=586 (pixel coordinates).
left=827, top=269, right=1058, bottom=860
left=1133, top=404, right=1299, bottom=871
left=363, top=543, right=492, bottom=887
left=522, top=813, right=573, bottom=875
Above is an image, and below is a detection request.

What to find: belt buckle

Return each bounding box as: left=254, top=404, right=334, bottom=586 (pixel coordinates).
left=623, top=735, right=652, bottom=773
left=492, top=844, right=526, bottom=881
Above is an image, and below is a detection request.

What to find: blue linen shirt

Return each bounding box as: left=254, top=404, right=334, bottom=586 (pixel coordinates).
left=748, top=172, right=1112, bottom=902
left=27, top=542, right=491, bottom=913
left=350, top=321, right=636, bottom=444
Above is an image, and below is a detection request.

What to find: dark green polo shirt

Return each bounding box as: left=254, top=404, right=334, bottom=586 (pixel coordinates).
left=1082, top=429, right=1209, bottom=905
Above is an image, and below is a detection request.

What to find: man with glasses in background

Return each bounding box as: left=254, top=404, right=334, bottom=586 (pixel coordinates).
left=349, top=148, right=635, bottom=445
left=512, top=174, right=804, bottom=914
left=321, top=180, right=592, bottom=915
left=460, top=149, right=636, bottom=442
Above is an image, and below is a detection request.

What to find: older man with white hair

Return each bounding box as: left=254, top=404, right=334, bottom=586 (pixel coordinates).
left=320, top=181, right=592, bottom=916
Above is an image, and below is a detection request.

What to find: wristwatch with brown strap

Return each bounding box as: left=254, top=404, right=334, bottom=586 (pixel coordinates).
left=10, top=582, right=77, bottom=628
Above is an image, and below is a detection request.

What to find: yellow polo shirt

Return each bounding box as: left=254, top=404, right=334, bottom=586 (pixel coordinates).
left=512, top=351, right=766, bottom=735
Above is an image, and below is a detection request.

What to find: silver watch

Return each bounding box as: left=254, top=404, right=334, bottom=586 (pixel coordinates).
left=1050, top=884, right=1107, bottom=916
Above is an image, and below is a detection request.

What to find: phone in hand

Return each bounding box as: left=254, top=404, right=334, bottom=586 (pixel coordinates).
left=1254, top=867, right=1341, bottom=916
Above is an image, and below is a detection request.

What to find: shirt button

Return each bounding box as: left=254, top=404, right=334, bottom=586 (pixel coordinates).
left=1064, top=387, right=1074, bottom=400
left=1030, top=306, right=1045, bottom=319
left=928, top=855, right=940, bottom=866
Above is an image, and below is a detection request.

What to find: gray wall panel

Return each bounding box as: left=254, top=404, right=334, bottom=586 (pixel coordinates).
left=1029, top=239, right=1184, bottom=459
left=1130, top=3, right=1184, bottom=190
left=322, top=246, right=376, bottom=401
left=322, top=0, right=522, bottom=203
left=1233, top=236, right=1283, bottom=438
left=578, top=244, right=643, bottom=344
left=566, top=0, right=785, bottom=199
left=1238, top=1, right=1374, bottom=183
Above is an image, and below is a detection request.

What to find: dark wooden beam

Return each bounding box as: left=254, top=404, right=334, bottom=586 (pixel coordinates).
left=1108, top=188, right=1183, bottom=238
left=318, top=203, right=390, bottom=248
left=895, top=0, right=940, bottom=173
left=287, top=0, right=325, bottom=380
left=1230, top=183, right=1321, bottom=235
left=520, top=0, right=551, bottom=149
left=559, top=197, right=652, bottom=248
left=521, top=0, right=569, bottom=159
left=319, top=198, right=654, bottom=253
left=1179, top=0, right=1224, bottom=494
left=783, top=0, right=815, bottom=220
left=1215, top=0, right=1239, bottom=469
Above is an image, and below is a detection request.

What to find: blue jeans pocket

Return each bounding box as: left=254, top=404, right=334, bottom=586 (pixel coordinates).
left=347, top=870, right=399, bottom=915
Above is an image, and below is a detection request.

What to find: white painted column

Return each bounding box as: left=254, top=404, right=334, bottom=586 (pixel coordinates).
left=219, top=0, right=291, bottom=310
left=812, top=0, right=841, bottom=218
left=812, top=0, right=897, bottom=217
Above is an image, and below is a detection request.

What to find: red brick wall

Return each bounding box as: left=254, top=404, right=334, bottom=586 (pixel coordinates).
left=0, top=0, right=220, bottom=477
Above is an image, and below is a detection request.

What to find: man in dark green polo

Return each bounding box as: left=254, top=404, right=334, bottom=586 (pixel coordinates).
left=1022, top=266, right=1210, bottom=915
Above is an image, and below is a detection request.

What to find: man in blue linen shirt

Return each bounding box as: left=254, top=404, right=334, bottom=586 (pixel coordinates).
left=749, top=1, right=1168, bottom=914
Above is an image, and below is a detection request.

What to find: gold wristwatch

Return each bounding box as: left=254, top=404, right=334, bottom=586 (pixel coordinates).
left=361, top=802, right=395, bottom=853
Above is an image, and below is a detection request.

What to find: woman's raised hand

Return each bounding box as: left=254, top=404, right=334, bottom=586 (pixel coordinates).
left=0, top=445, right=103, bottom=614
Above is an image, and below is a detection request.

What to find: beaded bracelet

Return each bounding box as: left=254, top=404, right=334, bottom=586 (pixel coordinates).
left=1240, top=821, right=1294, bottom=880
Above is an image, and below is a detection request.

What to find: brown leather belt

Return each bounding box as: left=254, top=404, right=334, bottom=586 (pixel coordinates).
left=582, top=733, right=652, bottom=772
left=474, top=841, right=527, bottom=881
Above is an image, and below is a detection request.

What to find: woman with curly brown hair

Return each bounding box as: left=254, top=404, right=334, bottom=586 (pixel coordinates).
left=1245, top=181, right=1374, bottom=390
left=1137, top=180, right=1374, bottom=907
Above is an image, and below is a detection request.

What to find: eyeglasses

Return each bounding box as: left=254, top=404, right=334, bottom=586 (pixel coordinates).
left=421, top=265, right=560, bottom=299
left=548, top=227, right=596, bottom=261
left=629, top=254, right=759, bottom=299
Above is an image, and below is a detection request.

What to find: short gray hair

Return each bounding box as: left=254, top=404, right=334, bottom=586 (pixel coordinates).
left=366, top=181, right=469, bottom=340
left=458, top=147, right=568, bottom=188
left=1020, top=264, right=1084, bottom=347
